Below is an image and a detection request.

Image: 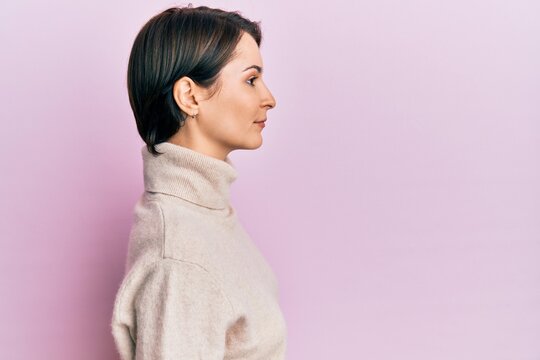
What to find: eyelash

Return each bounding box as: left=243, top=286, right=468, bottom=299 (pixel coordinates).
left=247, top=76, right=258, bottom=86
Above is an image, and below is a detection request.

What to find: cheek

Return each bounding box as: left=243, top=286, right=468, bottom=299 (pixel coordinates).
left=223, top=90, right=258, bottom=121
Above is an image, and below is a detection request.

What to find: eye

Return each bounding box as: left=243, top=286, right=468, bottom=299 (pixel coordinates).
left=247, top=76, right=258, bottom=86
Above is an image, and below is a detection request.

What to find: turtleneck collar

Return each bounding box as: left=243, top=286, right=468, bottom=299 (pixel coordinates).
left=141, top=142, right=238, bottom=210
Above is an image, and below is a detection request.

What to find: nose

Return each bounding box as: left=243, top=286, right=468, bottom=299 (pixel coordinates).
left=261, top=83, right=276, bottom=110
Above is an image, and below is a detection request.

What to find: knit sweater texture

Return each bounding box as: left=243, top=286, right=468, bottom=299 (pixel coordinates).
left=111, top=142, right=287, bottom=359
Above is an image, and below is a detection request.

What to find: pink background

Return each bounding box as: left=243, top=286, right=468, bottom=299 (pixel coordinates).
left=1, top=0, right=539, bottom=359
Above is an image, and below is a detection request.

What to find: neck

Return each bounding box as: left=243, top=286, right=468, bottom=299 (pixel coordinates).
left=141, top=142, right=238, bottom=210
left=167, top=125, right=231, bottom=161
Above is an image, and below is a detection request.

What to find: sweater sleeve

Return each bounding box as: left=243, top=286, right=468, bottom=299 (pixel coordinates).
left=123, top=259, right=235, bottom=360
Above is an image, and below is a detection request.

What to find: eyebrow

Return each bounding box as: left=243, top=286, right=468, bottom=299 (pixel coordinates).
left=242, top=65, right=263, bottom=74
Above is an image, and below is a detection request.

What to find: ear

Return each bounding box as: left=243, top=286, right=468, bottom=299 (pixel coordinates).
left=172, top=76, right=200, bottom=117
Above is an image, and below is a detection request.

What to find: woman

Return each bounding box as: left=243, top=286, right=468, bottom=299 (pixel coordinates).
left=110, top=5, right=287, bottom=360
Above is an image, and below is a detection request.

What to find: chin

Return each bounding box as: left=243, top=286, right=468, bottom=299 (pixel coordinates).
left=243, top=136, right=263, bottom=150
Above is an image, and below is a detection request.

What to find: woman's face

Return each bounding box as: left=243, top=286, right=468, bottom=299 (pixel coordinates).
left=171, top=31, right=277, bottom=160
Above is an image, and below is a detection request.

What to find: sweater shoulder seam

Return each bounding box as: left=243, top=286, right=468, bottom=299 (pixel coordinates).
left=149, top=200, right=166, bottom=259
left=113, top=257, right=236, bottom=328
left=164, top=257, right=236, bottom=319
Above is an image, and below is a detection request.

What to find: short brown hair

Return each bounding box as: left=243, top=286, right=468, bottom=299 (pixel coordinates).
left=127, top=5, right=262, bottom=155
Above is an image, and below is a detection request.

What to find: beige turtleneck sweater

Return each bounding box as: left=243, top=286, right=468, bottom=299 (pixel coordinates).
left=111, top=142, right=287, bottom=359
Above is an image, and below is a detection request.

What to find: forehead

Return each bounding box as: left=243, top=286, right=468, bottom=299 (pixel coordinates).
left=228, top=32, right=262, bottom=68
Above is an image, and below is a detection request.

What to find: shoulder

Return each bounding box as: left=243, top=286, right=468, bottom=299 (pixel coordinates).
left=130, top=196, right=164, bottom=241
left=126, top=193, right=197, bottom=263
left=126, top=193, right=227, bottom=279
left=124, top=196, right=164, bottom=270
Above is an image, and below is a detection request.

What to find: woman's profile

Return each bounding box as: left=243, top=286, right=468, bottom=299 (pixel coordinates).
left=110, top=5, right=287, bottom=359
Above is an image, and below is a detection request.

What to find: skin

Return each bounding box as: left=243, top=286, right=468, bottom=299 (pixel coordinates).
left=168, top=31, right=277, bottom=161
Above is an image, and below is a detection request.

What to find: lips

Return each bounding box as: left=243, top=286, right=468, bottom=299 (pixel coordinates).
left=254, top=118, right=267, bottom=123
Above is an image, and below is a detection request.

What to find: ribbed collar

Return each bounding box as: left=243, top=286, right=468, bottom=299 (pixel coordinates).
left=142, top=142, right=238, bottom=210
